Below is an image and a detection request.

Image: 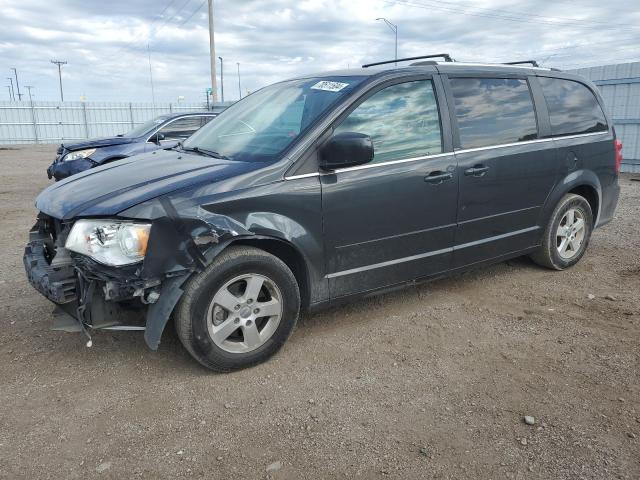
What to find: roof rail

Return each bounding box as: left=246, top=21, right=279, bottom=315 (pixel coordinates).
left=504, top=60, right=540, bottom=67
left=362, top=54, right=453, bottom=68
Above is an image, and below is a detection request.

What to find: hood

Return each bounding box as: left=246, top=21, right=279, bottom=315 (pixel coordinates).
left=36, top=150, right=265, bottom=220
left=62, top=136, right=138, bottom=151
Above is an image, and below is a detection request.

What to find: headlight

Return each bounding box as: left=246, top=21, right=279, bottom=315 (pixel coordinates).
left=65, top=219, right=151, bottom=266
left=63, top=148, right=96, bottom=161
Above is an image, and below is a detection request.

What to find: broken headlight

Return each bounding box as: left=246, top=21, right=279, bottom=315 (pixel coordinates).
left=65, top=220, right=151, bottom=266
left=63, top=148, right=96, bottom=161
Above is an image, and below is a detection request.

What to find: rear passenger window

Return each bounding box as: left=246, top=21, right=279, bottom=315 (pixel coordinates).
left=450, top=78, right=538, bottom=149
left=335, top=80, right=442, bottom=164
left=538, top=77, right=607, bottom=136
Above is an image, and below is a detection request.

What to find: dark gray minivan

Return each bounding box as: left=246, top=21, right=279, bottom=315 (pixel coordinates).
left=24, top=55, right=621, bottom=371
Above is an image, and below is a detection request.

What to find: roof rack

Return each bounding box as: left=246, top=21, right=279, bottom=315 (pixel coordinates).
left=504, top=60, right=540, bottom=67
left=362, top=54, right=453, bottom=68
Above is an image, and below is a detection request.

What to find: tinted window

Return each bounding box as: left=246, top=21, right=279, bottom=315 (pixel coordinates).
left=158, top=117, right=203, bottom=140
left=335, top=80, right=442, bottom=164
left=450, top=78, right=538, bottom=149
left=539, top=77, right=607, bottom=136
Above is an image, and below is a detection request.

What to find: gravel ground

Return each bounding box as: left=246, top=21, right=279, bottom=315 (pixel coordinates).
left=0, top=145, right=638, bottom=480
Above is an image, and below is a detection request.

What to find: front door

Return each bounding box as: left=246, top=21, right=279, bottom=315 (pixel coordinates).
left=320, top=77, right=458, bottom=299
left=446, top=76, right=559, bottom=267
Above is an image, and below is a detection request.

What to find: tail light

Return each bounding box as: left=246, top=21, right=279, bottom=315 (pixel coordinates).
left=614, top=139, right=623, bottom=173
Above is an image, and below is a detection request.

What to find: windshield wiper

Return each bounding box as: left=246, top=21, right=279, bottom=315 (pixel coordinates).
left=183, top=146, right=230, bottom=160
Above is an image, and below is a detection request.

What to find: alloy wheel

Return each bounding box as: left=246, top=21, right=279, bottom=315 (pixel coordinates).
left=206, top=273, right=283, bottom=353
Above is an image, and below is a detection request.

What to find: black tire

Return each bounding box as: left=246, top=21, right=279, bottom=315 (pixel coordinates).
left=175, top=246, right=300, bottom=372
left=530, top=193, right=593, bottom=270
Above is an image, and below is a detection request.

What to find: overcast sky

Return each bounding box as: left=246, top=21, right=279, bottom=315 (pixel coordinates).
left=1, top=0, right=639, bottom=104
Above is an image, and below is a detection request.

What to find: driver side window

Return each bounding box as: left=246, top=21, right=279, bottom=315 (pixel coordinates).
left=334, top=80, right=442, bottom=164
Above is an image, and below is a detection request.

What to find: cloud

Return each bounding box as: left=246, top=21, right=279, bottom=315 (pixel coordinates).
left=0, top=0, right=638, bottom=103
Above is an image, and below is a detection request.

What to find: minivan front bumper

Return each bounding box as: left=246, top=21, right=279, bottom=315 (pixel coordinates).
left=23, top=209, right=242, bottom=349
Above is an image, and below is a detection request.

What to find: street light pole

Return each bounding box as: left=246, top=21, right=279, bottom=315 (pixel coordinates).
left=376, top=17, right=398, bottom=65
left=6, top=86, right=11, bottom=101
left=7, top=77, right=14, bottom=101
left=237, top=62, right=242, bottom=99
left=11, top=68, right=22, bottom=101
left=207, top=0, right=218, bottom=103
left=50, top=60, right=67, bottom=102
left=218, top=56, right=224, bottom=103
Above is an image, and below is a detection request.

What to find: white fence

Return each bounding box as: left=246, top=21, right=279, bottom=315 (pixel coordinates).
left=0, top=101, right=230, bottom=145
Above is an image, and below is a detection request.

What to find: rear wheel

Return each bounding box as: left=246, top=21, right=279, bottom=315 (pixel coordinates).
left=530, top=193, right=593, bottom=270
left=175, top=246, right=300, bottom=372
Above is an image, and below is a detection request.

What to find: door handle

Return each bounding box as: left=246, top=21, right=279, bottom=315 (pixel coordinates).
left=464, top=165, right=489, bottom=177
left=424, top=171, right=454, bottom=184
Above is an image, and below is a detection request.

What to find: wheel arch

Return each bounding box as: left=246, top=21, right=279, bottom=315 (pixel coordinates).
left=223, top=236, right=312, bottom=312
left=540, top=170, right=602, bottom=234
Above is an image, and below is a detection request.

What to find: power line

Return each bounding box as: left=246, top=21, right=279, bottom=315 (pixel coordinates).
left=383, top=0, right=640, bottom=32
left=101, top=0, right=192, bottom=61
left=179, top=0, right=207, bottom=27
left=396, top=0, right=638, bottom=29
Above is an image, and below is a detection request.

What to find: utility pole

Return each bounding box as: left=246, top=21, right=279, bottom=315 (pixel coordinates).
left=7, top=77, right=14, bottom=101
left=11, top=67, right=22, bottom=101
left=147, top=44, right=156, bottom=109
left=50, top=60, right=67, bottom=101
left=237, top=62, right=242, bottom=99
left=218, top=56, right=224, bottom=103
left=207, top=0, right=218, bottom=102
left=25, top=85, right=34, bottom=103
left=376, top=18, right=398, bottom=65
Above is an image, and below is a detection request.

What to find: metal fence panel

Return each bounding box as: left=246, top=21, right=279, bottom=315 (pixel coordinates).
left=570, top=62, right=640, bottom=172
left=0, top=101, right=230, bottom=145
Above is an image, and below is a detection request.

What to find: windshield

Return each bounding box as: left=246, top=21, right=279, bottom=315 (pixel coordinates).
left=123, top=115, right=170, bottom=138
left=183, top=76, right=365, bottom=162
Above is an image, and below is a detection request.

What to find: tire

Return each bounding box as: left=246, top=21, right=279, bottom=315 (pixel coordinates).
left=530, top=193, right=594, bottom=270
left=175, top=246, right=300, bottom=372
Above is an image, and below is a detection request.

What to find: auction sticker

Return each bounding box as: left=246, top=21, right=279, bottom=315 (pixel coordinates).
left=311, top=81, right=349, bottom=92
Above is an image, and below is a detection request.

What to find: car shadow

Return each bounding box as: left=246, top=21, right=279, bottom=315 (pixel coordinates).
left=62, top=254, right=542, bottom=375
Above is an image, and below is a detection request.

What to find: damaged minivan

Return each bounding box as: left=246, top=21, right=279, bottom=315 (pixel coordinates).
left=24, top=55, right=621, bottom=371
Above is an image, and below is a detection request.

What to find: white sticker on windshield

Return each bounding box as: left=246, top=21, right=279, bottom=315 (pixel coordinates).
left=311, top=81, right=349, bottom=92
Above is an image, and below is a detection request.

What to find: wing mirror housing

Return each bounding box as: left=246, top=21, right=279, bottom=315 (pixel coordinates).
left=153, top=132, right=166, bottom=144
left=319, top=132, right=373, bottom=170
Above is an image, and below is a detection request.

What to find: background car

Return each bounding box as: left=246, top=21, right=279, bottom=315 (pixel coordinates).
left=46, top=112, right=218, bottom=180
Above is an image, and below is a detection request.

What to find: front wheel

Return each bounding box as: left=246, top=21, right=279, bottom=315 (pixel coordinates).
left=530, top=193, right=593, bottom=270
left=175, top=246, right=300, bottom=372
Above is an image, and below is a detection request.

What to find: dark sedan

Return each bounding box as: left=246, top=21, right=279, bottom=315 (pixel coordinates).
left=47, top=112, right=217, bottom=180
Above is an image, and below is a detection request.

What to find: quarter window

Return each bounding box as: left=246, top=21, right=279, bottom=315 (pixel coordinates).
left=539, top=77, right=608, bottom=136
left=450, top=78, right=538, bottom=149
left=334, top=80, right=442, bottom=164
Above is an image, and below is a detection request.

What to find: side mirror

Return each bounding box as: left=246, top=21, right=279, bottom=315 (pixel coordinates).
left=155, top=132, right=166, bottom=143
left=319, top=132, right=373, bottom=170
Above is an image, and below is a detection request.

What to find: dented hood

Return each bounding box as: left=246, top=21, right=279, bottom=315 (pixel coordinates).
left=36, top=150, right=264, bottom=220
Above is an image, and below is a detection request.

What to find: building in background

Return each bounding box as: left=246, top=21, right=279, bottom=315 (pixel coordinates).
left=570, top=61, right=640, bottom=173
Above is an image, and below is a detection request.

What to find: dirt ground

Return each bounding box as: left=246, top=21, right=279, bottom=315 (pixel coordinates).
left=0, top=144, right=638, bottom=480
